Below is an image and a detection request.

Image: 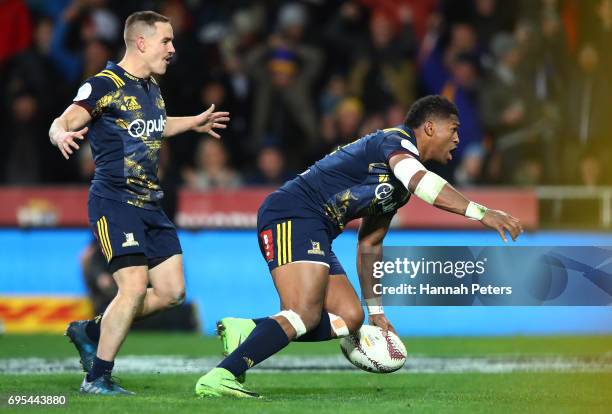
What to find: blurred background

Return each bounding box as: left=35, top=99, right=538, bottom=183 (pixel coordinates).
left=0, top=0, right=611, bottom=337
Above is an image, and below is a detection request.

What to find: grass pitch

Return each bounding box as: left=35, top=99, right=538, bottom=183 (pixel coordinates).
left=1, top=334, right=611, bottom=413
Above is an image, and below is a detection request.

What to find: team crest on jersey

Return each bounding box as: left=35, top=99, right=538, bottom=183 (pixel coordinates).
left=121, top=96, right=141, bottom=111
left=375, top=183, right=394, bottom=200
left=121, top=233, right=140, bottom=247
left=155, top=97, right=165, bottom=109
left=307, top=241, right=325, bottom=256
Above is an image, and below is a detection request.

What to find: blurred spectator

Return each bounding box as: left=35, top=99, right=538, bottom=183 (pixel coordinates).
left=246, top=145, right=294, bottom=187
left=320, top=74, right=347, bottom=117
left=82, top=38, right=112, bottom=79
left=480, top=32, right=539, bottom=184
left=471, top=0, right=516, bottom=56
left=1, top=1, right=610, bottom=188
left=183, top=137, right=243, bottom=191
left=561, top=42, right=612, bottom=183
left=591, top=0, right=612, bottom=68
left=349, top=8, right=417, bottom=113
left=245, top=4, right=323, bottom=165
left=198, top=77, right=250, bottom=170
left=319, top=97, right=365, bottom=156
left=4, top=90, right=46, bottom=183
left=335, top=97, right=365, bottom=143
left=480, top=33, right=531, bottom=137
left=364, top=0, right=439, bottom=44
left=580, top=152, right=603, bottom=188
left=6, top=16, right=71, bottom=124
left=455, top=143, right=485, bottom=186
left=323, top=1, right=369, bottom=73
left=359, top=113, right=386, bottom=138
left=563, top=0, right=612, bottom=153
left=421, top=22, right=478, bottom=95
left=0, top=0, right=32, bottom=64
left=440, top=52, right=483, bottom=163
left=49, top=0, right=120, bottom=84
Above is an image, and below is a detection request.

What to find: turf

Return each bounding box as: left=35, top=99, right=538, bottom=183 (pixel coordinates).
left=1, top=334, right=612, bottom=413
left=2, top=333, right=612, bottom=358
left=1, top=373, right=611, bottom=413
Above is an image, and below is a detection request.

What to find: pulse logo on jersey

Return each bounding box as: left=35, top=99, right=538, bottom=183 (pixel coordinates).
left=128, top=115, right=166, bottom=138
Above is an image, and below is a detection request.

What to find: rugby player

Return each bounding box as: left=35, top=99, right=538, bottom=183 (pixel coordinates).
left=49, top=11, right=229, bottom=395
left=195, top=95, right=522, bottom=398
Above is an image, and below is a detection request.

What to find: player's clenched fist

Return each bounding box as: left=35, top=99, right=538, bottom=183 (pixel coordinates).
left=481, top=209, right=523, bottom=242
left=54, top=127, right=88, bottom=160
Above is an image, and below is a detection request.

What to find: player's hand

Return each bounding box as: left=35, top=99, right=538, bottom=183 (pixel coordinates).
left=193, top=104, right=230, bottom=139
left=481, top=209, right=523, bottom=242
left=55, top=127, right=87, bottom=160
left=369, top=313, right=397, bottom=336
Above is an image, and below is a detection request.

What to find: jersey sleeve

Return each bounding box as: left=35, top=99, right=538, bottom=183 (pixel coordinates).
left=72, top=76, right=116, bottom=117
left=372, top=133, right=420, bottom=163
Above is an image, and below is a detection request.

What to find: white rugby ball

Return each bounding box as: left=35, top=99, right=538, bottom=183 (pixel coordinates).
left=340, top=325, right=407, bottom=373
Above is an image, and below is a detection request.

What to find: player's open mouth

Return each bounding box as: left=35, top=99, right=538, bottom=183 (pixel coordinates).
left=164, top=56, right=173, bottom=64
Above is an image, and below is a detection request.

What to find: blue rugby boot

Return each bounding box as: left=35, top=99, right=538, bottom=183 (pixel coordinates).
left=65, top=320, right=98, bottom=372
left=80, top=374, right=134, bottom=396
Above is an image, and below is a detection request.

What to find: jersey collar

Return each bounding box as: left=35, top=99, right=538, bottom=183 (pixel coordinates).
left=385, top=124, right=419, bottom=154
left=105, top=61, right=151, bottom=84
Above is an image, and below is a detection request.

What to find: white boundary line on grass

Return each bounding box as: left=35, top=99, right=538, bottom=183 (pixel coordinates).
left=2, top=355, right=612, bottom=375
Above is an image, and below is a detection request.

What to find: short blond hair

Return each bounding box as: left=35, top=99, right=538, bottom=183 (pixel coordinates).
left=124, top=11, right=170, bottom=46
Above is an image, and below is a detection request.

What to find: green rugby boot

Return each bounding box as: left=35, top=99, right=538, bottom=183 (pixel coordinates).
left=216, top=317, right=256, bottom=383
left=195, top=368, right=261, bottom=398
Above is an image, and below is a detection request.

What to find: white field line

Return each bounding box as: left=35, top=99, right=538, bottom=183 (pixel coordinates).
left=2, top=355, right=612, bottom=375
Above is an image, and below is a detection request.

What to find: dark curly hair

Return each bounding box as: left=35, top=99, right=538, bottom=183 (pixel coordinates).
left=404, top=95, right=459, bottom=129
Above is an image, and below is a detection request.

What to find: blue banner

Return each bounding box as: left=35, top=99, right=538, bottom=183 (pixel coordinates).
left=373, top=247, right=612, bottom=306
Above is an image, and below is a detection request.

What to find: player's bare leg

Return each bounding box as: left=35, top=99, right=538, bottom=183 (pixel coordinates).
left=78, top=264, right=148, bottom=395
left=135, top=254, right=185, bottom=318
left=270, top=262, right=330, bottom=338
left=96, top=265, right=149, bottom=362
left=68, top=255, right=185, bottom=376
left=323, top=274, right=364, bottom=335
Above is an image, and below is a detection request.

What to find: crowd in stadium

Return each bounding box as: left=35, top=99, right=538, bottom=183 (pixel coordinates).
left=1, top=0, right=611, bottom=189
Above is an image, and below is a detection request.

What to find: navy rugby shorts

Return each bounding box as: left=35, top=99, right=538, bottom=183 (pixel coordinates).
left=256, top=191, right=346, bottom=275
left=88, top=194, right=182, bottom=266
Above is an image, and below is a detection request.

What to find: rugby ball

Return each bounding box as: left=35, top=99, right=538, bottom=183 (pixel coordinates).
left=340, top=325, right=407, bottom=373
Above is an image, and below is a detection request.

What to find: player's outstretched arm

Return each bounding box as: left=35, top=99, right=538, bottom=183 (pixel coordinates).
left=357, top=214, right=397, bottom=334
left=389, top=153, right=523, bottom=242
left=49, top=104, right=91, bottom=160
left=163, top=104, right=230, bottom=138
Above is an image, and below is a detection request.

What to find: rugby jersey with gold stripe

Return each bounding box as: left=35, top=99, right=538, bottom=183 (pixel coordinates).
left=276, top=125, right=420, bottom=237
left=73, top=61, right=167, bottom=210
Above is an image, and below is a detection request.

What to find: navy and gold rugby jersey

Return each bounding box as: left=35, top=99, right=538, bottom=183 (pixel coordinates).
left=277, top=125, right=419, bottom=237
left=73, top=61, right=167, bottom=209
